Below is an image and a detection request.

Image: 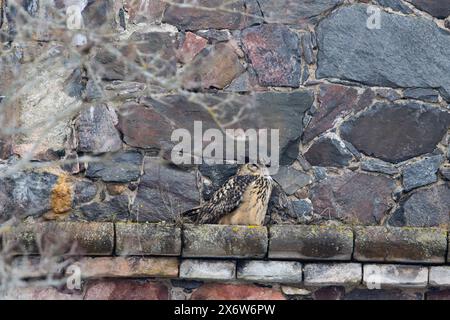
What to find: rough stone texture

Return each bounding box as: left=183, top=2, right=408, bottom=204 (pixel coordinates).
left=354, top=226, right=447, bottom=263
left=317, top=4, right=450, bottom=101
left=78, top=195, right=129, bottom=222
left=84, top=280, right=169, bottom=300
left=363, top=264, right=428, bottom=288
left=429, top=267, right=450, bottom=287
left=73, top=179, right=98, bottom=206
left=162, top=0, right=262, bottom=30
left=290, top=199, right=313, bottom=221
left=259, top=0, right=343, bottom=25
left=190, top=283, right=285, bottom=300
left=115, top=223, right=181, bottom=256
left=406, top=0, right=450, bottom=18
left=242, top=24, right=301, bottom=87
left=2, top=222, right=114, bottom=256
left=125, top=0, right=167, bottom=24
left=340, top=102, right=450, bottom=163
left=4, top=171, right=58, bottom=218
left=93, top=32, right=177, bottom=81
left=310, top=170, right=396, bottom=225
left=15, top=62, right=81, bottom=155
left=273, top=166, right=312, bottom=195
left=402, top=155, right=443, bottom=191
left=403, top=88, right=440, bottom=103
left=303, top=263, right=362, bottom=286
left=76, top=104, right=122, bottom=154
left=441, top=166, right=450, bottom=181
left=180, top=259, right=236, bottom=280
left=361, top=158, right=399, bottom=176
left=183, top=224, right=268, bottom=259
left=177, top=32, right=208, bottom=64
left=237, top=261, right=302, bottom=283
left=181, top=42, right=245, bottom=89
left=304, top=134, right=353, bottom=168
left=86, top=151, right=143, bottom=183
left=303, top=84, right=372, bottom=142
left=377, top=0, right=413, bottom=13
left=131, top=157, right=200, bottom=222
left=269, top=225, right=353, bottom=260
left=77, top=257, right=179, bottom=278
left=389, top=184, right=450, bottom=227
left=118, top=92, right=314, bottom=163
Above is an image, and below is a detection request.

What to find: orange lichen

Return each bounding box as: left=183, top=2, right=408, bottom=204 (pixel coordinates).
left=50, top=175, right=73, bottom=214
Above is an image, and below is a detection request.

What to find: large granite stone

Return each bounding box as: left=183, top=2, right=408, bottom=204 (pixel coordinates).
left=340, top=102, right=450, bottom=163
left=131, top=157, right=200, bottom=222
left=304, top=134, right=353, bottom=168
left=76, top=104, right=122, bottom=154
left=389, top=183, right=450, bottom=227
left=317, top=4, right=450, bottom=101
left=242, top=24, right=301, bottom=87
left=402, top=155, right=443, bottom=191
left=118, top=92, right=314, bottom=164
left=406, top=0, right=450, bottom=18
left=181, top=42, right=245, bottom=89
left=162, top=0, right=262, bottom=30
left=86, top=151, right=143, bottom=183
left=259, top=0, right=343, bottom=25
left=310, top=170, right=396, bottom=225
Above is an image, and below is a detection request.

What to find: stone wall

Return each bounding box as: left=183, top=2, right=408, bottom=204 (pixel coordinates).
left=0, top=0, right=450, bottom=300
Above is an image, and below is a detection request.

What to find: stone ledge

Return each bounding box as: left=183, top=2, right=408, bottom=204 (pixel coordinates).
left=115, top=223, right=181, bottom=256
left=429, top=267, right=450, bottom=287
left=268, top=225, right=353, bottom=260
left=237, top=260, right=302, bottom=283
left=183, top=224, right=268, bottom=259
left=1, top=222, right=114, bottom=256
left=303, top=263, right=362, bottom=286
left=363, top=264, right=428, bottom=288
left=76, top=257, right=179, bottom=278
left=354, top=226, right=447, bottom=264
left=179, top=259, right=236, bottom=281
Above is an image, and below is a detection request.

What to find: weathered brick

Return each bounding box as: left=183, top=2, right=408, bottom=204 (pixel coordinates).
left=183, top=224, right=267, bottom=259
left=237, top=261, right=302, bottom=283
left=2, top=222, right=114, bottom=256
left=84, top=280, right=169, bottom=300
left=180, top=259, right=236, bottom=281
left=429, top=267, right=450, bottom=287
left=268, top=225, right=353, bottom=260
left=115, top=223, right=181, bottom=256
left=190, top=283, right=285, bottom=300
left=76, top=257, right=179, bottom=278
left=2, top=286, right=83, bottom=300
left=354, top=226, right=447, bottom=263
left=304, top=263, right=362, bottom=286
left=363, top=264, right=428, bottom=288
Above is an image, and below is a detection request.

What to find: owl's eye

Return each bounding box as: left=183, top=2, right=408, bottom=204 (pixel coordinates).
left=249, top=164, right=259, bottom=171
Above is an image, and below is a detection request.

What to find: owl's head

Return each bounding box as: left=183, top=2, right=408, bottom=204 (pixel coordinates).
left=237, top=163, right=270, bottom=177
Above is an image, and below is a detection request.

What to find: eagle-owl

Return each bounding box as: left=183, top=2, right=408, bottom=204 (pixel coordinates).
left=186, top=163, right=273, bottom=226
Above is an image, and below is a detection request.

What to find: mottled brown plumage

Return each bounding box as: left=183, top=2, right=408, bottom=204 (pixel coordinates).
left=186, top=164, right=273, bottom=226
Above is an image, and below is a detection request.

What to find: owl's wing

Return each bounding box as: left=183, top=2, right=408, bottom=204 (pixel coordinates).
left=196, top=175, right=258, bottom=224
